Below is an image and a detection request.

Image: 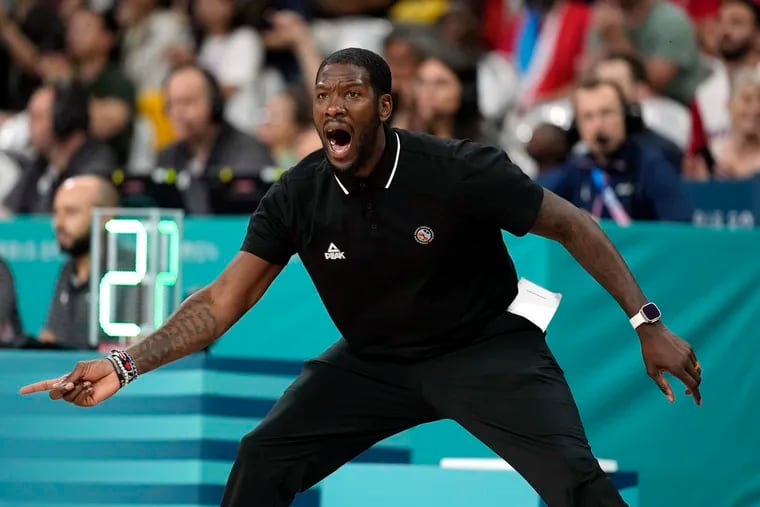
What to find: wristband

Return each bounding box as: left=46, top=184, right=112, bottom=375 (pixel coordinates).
left=107, top=349, right=139, bottom=387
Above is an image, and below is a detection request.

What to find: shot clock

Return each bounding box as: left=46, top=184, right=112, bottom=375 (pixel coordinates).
left=88, top=208, right=184, bottom=348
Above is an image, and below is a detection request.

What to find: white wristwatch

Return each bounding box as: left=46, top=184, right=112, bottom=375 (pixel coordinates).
left=629, top=302, right=662, bottom=329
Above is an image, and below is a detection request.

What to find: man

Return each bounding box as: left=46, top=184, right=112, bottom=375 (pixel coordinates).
left=0, top=255, right=24, bottom=346
left=20, top=49, right=702, bottom=507
left=594, top=52, right=686, bottom=169
left=688, top=0, right=760, bottom=175
left=64, top=8, right=136, bottom=165
left=38, top=175, right=121, bottom=349
left=155, top=64, right=274, bottom=214
left=540, top=79, right=693, bottom=223
left=2, top=82, right=117, bottom=214
left=587, top=0, right=706, bottom=106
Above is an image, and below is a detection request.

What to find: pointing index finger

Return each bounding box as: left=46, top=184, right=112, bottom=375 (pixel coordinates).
left=19, top=377, right=64, bottom=395
left=19, top=374, right=72, bottom=395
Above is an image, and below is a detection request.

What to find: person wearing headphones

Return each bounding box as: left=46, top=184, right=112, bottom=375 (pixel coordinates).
left=156, top=64, right=274, bottom=214
left=1, top=81, right=117, bottom=215
left=538, top=78, right=693, bottom=223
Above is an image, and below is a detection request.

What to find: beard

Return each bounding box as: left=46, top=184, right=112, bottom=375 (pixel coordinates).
left=341, top=115, right=383, bottom=176
left=58, top=230, right=91, bottom=258
left=719, top=40, right=753, bottom=62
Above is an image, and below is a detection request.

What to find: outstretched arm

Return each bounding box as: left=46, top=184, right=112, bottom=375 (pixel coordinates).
left=20, top=252, right=283, bottom=405
left=126, top=252, right=283, bottom=374
left=529, top=188, right=702, bottom=405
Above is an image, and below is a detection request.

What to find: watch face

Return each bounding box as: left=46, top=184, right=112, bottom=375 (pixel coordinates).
left=642, top=303, right=661, bottom=321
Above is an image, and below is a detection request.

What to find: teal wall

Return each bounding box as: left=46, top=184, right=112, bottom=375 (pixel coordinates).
left=1, top=217, right=758, bottom=507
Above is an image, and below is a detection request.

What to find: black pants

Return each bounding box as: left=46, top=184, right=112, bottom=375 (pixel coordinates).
left=220, top=318, right=627, bottom=507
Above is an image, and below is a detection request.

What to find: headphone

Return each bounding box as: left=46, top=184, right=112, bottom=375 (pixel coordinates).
left=52, top=81, right=90, bottom=141
left=565, top=80, right=645, bottom=147
left=165, top=64, right=226, bottom=124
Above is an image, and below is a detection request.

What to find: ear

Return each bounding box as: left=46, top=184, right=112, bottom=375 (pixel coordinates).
left=378, top=93, right=393, bottom=123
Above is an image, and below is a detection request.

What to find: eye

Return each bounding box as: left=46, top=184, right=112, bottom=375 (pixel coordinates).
left=316, top=92, right=328, bottom=100
left=347, top=90, right=360, bottom=98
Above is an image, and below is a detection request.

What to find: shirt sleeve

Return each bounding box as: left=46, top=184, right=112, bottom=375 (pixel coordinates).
left=240, top=175, right=297, bottom=265
left=451, top=142, right=545, bottom=236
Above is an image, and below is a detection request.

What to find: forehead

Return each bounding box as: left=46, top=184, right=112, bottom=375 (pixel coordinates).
left=315, top=63, right=370, bottom=87
left=168, top=70, right=205, bottom=96
left=576, top=86, right=619, bottom=109
left=55, top=184, right=96, bottom=208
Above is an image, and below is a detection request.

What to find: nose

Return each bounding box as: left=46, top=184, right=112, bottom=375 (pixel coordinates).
left=325, top=96, right=346, bottom=118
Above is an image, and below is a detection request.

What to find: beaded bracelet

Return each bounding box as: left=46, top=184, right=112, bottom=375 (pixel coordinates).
left=106, top=349, right=139, bottom=388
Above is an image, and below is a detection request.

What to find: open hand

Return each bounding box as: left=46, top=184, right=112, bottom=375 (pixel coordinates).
left=19, top=359, right=121, bottom=407
left=638, top=323, right=702, bottom=405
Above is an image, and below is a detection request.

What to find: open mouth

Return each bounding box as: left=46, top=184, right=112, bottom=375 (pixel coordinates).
left=325, top=126, right=352, bottom=157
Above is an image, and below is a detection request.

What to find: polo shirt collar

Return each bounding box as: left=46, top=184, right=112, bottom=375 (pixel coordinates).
left=332, top=125, right=401, bottom=195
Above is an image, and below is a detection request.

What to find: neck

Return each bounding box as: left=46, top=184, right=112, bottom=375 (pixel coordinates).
left=74, top=252, right=91, bottom=283
left=188, top=124, right=220, bottom=161
left=77, top=56, right=108, bottom=83
left=354, top=126, right=386, bottom=178
left=50, top=133, right=87, bottom=173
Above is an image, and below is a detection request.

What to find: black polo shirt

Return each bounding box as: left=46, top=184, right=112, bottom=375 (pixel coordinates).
left=241, top=127, right=544, bottom=360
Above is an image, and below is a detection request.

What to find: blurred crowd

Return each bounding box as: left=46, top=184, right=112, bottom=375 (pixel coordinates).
left=1, top=0, right=759, bottom=222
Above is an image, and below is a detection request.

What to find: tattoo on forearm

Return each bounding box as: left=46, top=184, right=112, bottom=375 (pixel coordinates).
left=127, top=292, right=219, bottom=374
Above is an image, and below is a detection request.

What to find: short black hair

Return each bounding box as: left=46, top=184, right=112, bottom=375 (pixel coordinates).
left=316, top=47, right=392, bottom=98
left=600, top=52, right=647, bottom=84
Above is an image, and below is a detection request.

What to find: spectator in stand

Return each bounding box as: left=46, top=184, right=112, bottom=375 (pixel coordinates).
left=38, top=8, right=136, bottom=165
left=593, top=52, right=686, bottom=169
left=410, top=50, right=499, bottom=145
left=669, top=0, right=721, bottom=55
left=539, top=79, right=692, bottom=222
left=690, top=67, right=760, bottom=180
left=157, top=64, right=274, bottom=214
left=586, top=0, right=706, bottom=107
left=39, top=175, right=121, bottom=349
left=2, top=82, right=117, bottom=215
left=687, top=0, right=760, bottom=178
left=434, top=1, right=517, bottom=126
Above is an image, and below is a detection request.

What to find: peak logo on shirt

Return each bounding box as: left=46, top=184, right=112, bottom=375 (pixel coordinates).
left=324, top=243, right=346, bottom=260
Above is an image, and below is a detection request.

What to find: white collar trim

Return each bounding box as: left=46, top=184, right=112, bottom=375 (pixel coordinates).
left=333, top=132, right=401, bottom=195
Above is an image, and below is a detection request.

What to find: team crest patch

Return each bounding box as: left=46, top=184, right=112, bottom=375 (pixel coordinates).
left=414, top=226, right=434, bottom=244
